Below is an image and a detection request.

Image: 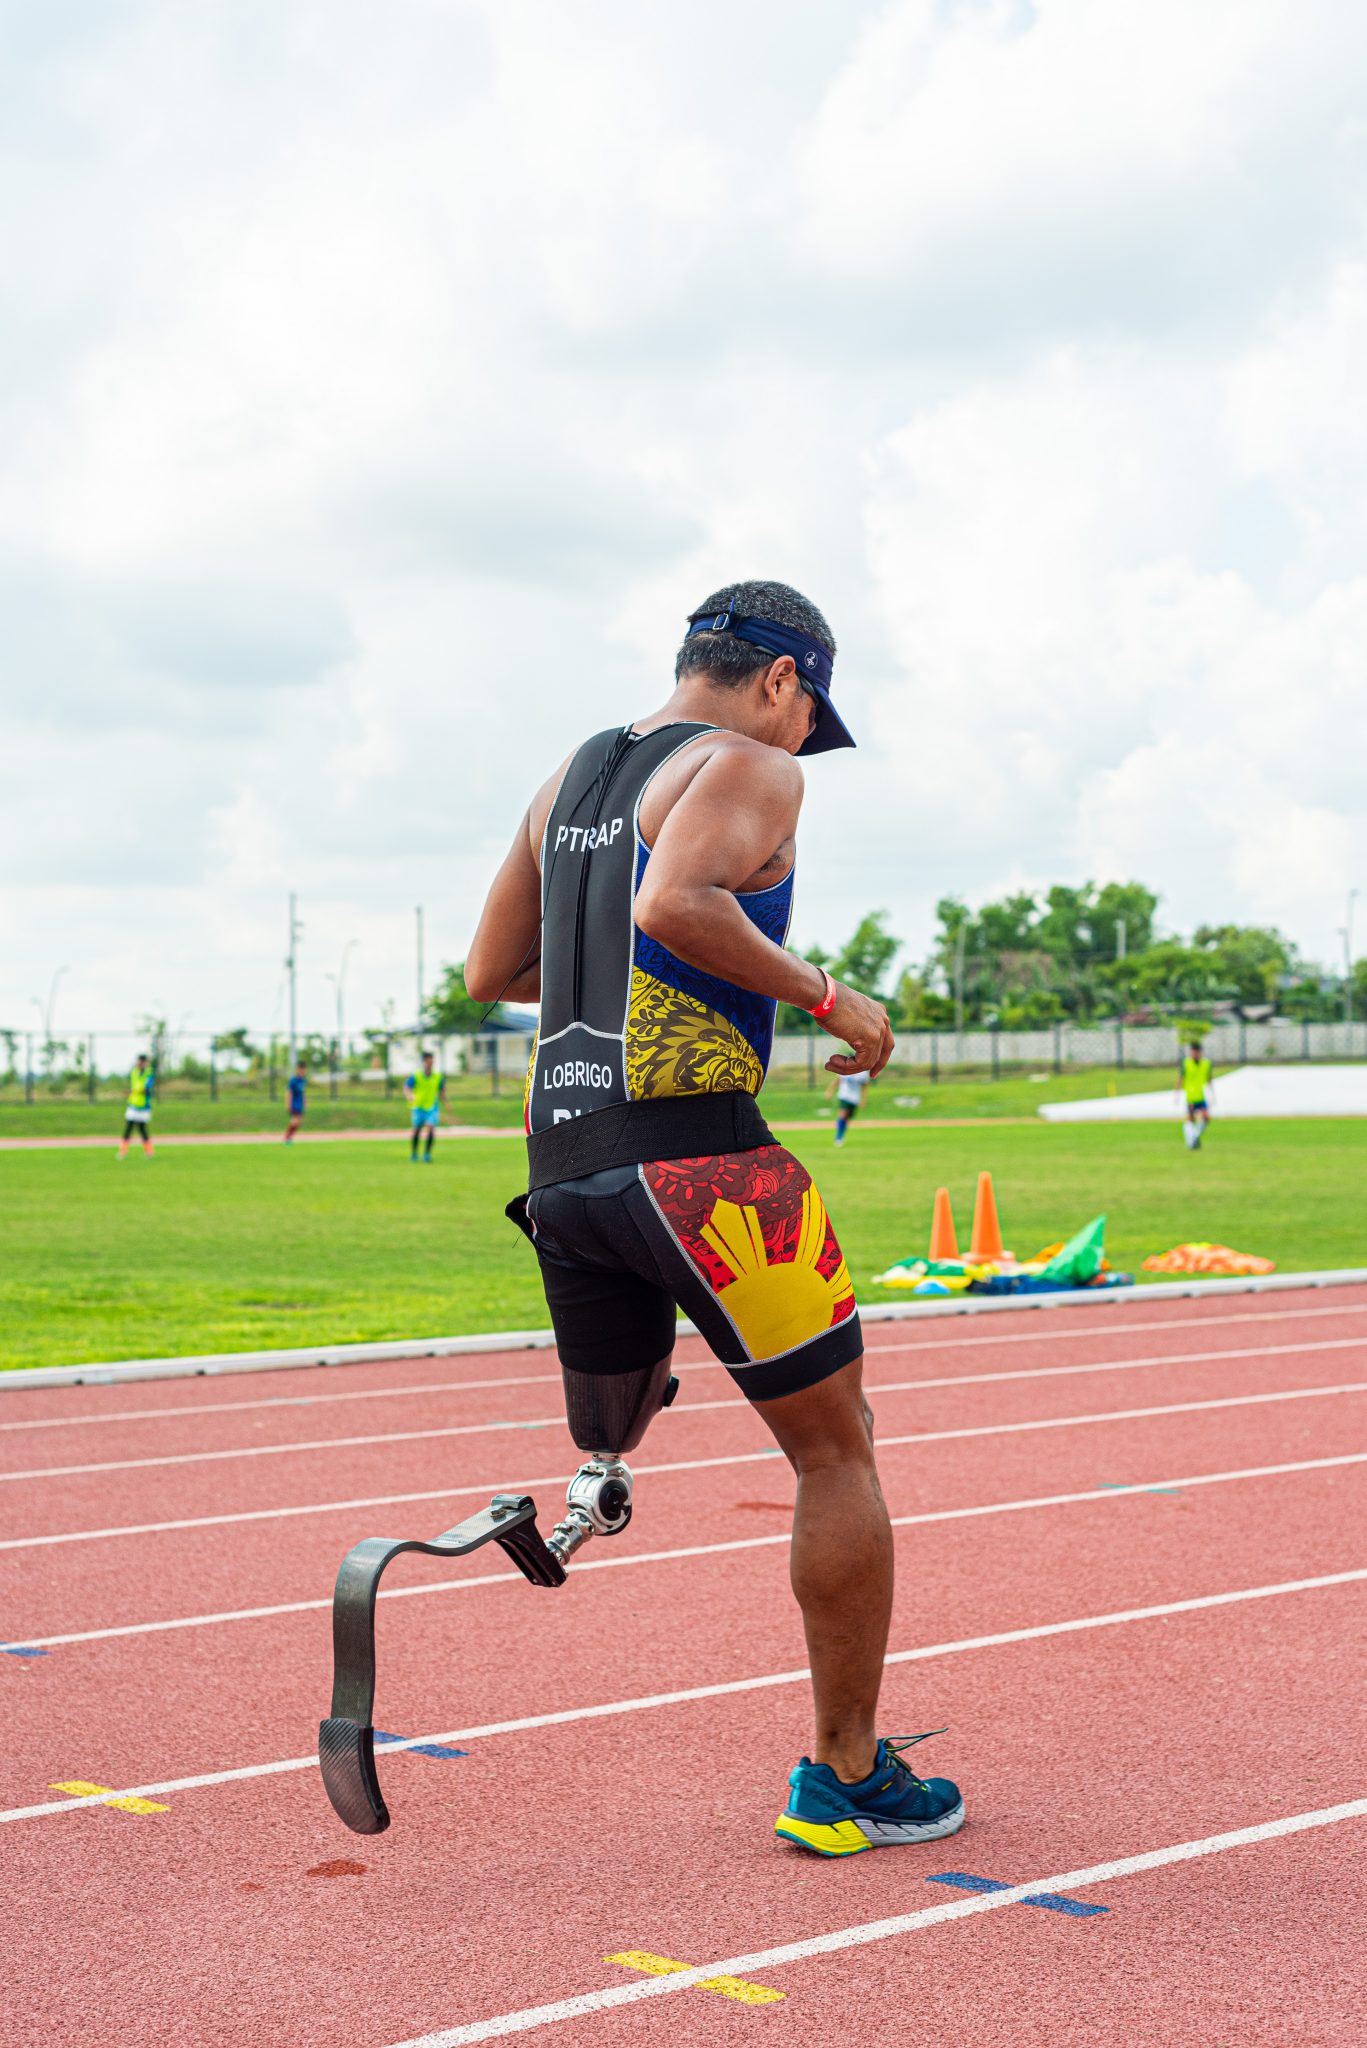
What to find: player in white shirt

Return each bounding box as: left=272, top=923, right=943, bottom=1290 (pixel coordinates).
left=832, top=1068, right=870, bottom=1146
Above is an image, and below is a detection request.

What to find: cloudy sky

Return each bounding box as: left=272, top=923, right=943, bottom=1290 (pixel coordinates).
left=4, top=0, right=1366, bottom=1045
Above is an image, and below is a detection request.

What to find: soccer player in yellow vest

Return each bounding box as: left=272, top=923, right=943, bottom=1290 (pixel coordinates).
left=405, top=1049, right=444, bottom=1162
left=118, top=1053, right=156, bottom=1157
left=1180, top=1040, right=1214, bottom=1149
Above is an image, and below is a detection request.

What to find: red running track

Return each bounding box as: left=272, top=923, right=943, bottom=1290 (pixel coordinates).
left=2, top=1285, right=1365, bottom=2046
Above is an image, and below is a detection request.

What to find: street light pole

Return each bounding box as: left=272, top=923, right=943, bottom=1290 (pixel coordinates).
left=1115, top=919, right=1126, bottom=962
left=286, top=893, right=303, bottom=1067
left=46, top=965, right=68, bottom=1044
left=31, top=969, right=68, bottom=1074
left=329, top=940, right=358, bottom=1056
left=1346, top=890, right=1359, bottom=1027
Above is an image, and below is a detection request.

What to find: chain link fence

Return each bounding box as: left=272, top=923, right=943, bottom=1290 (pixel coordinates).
left=6, top=1018, right=1365, bottom=1106
left=0, top=1029, right=505, bottom=1106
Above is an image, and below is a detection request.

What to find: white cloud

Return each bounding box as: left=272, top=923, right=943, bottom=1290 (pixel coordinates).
left=4, top=0, right=1367, bottom=1039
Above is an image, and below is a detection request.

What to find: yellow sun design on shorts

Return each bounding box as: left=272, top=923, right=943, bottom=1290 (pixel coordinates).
left=700, top=1187, right=854, bottom=1360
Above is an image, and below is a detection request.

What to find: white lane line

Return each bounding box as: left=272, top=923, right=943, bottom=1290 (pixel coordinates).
left=3, top=1565, right=1362, bottom=1826
left=384, top=1797, right=1367, bottom=2045
left=19, top=1449, right=1367, bottom=1650
left=5, top=1335, right=1363, bottom=1485
left=5, top=1377, right=1366, bottom=1553
left=0, top=1369, right=576, bottom=1432
left=6, top=1301, right=1364, bottom=1435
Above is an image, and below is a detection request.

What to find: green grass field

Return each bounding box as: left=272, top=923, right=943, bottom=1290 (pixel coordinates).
left=0, top=1063, right=1187, bottom=1137
left=3, top=1117, right=1364, bottom=1370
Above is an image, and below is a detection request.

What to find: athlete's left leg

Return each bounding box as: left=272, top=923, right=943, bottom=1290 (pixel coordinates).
left=424, top=1124, right=436, bottom=1161
left=754, top=1360, right=891, bottom=1783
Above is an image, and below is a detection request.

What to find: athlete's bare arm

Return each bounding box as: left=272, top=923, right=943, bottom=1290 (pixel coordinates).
left=465, top=759, right=570, bottom=1005
left=635, top=743, right=894, bottom=1078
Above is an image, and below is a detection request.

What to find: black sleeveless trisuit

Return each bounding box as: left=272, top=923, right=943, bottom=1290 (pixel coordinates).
left=515, top=723, right=863, bottom=1403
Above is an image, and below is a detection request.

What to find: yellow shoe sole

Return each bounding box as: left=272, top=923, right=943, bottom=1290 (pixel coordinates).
left=773, top=1815, right=871, bottom=1857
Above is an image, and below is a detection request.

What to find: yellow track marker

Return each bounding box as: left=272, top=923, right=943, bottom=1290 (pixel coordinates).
left=605, top=1951, right=784, bottom=2005
left=49, top=1780, right=169, bottom=1816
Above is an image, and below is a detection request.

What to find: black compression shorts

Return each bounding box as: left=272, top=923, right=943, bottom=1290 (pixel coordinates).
left=518, top=1143, right=863, bottom=1404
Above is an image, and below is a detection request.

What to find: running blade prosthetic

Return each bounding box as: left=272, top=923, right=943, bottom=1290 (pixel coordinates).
left=319, top=1493, right=565, bottom=1835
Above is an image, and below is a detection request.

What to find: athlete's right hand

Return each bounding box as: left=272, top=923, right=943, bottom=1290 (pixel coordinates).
left=820, top=982, right=895, bottom=1079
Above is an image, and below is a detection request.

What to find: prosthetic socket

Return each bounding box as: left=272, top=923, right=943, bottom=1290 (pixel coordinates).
left=545, top=1356, right=678, bottom=1567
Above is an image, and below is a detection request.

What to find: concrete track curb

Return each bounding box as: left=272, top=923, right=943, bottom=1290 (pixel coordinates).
left=5, top=1268, right=1366, bottom=1391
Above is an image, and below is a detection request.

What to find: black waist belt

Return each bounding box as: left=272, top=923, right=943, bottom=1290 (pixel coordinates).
left=526, top=1092, right=775, bottom=1191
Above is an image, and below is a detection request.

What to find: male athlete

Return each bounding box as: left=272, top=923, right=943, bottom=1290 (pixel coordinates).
left=285, top=1059, right=307, bottom=1143
left=117, top=1053, right=155, bottom=1157
left=1180, top=1039, right=1214, bottom=1149
left=406, top=1049, right=444, bottom=1162
left=467, top=579, right=964, bottom=1856
left=830, top=1066, right=872, bottom=1146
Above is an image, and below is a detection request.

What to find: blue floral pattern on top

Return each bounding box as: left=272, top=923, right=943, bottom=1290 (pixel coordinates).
left=631, top=839, right=794, bottom=1079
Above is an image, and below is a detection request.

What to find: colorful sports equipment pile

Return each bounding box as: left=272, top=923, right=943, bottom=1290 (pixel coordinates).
left=1142, top=1243, right=1276, bottom=1276
left=873, top=1175, right=1133, bottom=1297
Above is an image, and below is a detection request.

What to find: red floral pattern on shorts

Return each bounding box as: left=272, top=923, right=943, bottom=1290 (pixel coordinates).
left=643, top=1144, right=850, bottom=1307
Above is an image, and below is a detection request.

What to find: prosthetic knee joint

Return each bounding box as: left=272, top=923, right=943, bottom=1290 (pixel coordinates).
left=545, top=1356, right=678, bottom=1567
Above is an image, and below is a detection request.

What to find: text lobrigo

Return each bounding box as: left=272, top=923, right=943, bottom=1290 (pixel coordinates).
left=544, top=1060, right=614, bottom=1090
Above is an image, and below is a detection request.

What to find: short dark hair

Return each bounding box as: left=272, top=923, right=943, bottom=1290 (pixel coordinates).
left=675, top=578, right=836, bottom=688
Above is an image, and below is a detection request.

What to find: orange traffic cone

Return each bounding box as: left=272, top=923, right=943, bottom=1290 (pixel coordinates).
left=969, top=1170, right=1007, bottom=1262
left=928, top=1186, right=958, bottom=1260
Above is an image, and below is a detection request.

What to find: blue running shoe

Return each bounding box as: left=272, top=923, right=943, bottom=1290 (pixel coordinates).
left=775, top=1731, right=964, bottom=1856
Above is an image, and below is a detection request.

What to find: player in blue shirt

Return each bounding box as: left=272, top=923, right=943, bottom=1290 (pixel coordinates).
left=285, top=1059, right=307, bottom=1143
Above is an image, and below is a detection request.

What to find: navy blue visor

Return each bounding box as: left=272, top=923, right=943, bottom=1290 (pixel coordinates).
left=685, top=608, right=855, bottom=756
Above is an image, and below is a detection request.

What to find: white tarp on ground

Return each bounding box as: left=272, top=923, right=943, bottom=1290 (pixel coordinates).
left=1039, top=1064, right=1367, bottom=1122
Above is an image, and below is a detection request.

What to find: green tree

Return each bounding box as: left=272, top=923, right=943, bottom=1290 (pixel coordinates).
left=832, top=911, right=900, bottom=999
left=1095, top=881, right=1158, bottom=959
left=776, top=945, right=833, bottom=1036
left=888, top=969, right=954, bottom=1030
left=426, top=962, right=496, bottom=1033
left=1192, top=924, right=1292, bottom=1007
left=212, top=1026, right=259, bottom=1065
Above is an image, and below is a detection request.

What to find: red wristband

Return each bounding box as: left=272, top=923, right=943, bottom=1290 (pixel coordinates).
left=808, top=968, right=838, bottom=1021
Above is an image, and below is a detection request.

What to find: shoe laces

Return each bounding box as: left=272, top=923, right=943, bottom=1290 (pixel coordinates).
left=883, top=1729, right=947, bottom=1788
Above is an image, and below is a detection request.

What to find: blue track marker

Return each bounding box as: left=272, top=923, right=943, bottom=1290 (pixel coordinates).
left=0, top=1645, right=48, bottom=1659
left=1098, top=1481, right=1182, bottom=1496
left=927, top=1872, right=1108, bottom=1918
left=373, top=1732, right=468, bottom=1760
